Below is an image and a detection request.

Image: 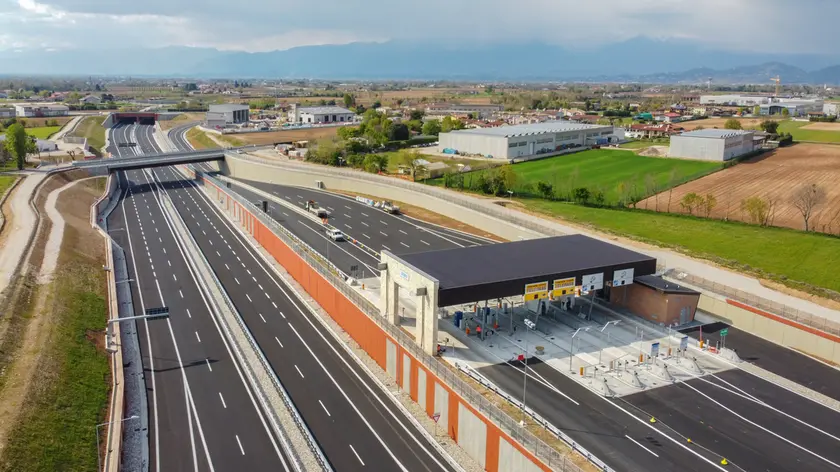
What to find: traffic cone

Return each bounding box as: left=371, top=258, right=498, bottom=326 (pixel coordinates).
left=649, top=417, right=656, bottom=423
left=720, top=458, right=728, bottom=466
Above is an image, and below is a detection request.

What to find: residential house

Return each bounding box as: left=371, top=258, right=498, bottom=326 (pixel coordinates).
left=81, top=95, right=102, bottom=104
left=625, top=123, right=679, bottom=139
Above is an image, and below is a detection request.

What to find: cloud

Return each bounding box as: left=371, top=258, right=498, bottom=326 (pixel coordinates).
left=0, top=0, right=837, bottom=54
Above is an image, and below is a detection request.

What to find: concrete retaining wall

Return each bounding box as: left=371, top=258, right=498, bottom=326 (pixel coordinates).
left=221, top=154, right=543, bottom=242
left=699, top=295, right=840, bottom=364
left=201, top=175, right=557, bottom=472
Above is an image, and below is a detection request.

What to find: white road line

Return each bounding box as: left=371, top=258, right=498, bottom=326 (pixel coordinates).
left=349, top=445, right=365, bottom=466
left=380, top=231, right=388, bottom=237
left=345, top=224, right=353, bottom=229
left=235, top=277, right=240, bottom=285
left=173, top=274, right=177, bottom=281
left=219, top=392, right=227, bottom=409
left=294, top=365, right=304, bottom=378
left=400, top=242, right=410, bottom=248
left=280, top=312, right=286, bottom=319
left=195, top=331, right=201, bottom=343
left=361, top=221, right=369, bottom=227
left=186, top=309, right=191, bottom=318
left=344, top=213, right=352, bottom=219
left=420, top=240, right=430, bottom=246
left=399, top=229, right=407, bottom=235
left=344, top=205, right=352, bottom=210
left=205, top=358, right=212, bottom=371
left=272, top=302, right=278, bottom=308
left=168, top=260, right=172, bottom=266
left=246, top=293, right=252, bottom=302
left=625, top=435, right=659, bottom=457
left=235, top=435, right=245, bottom=456
left=275, top=336, right=283, bottom=348
left=382, top=245, right=391, bottom=251
left=225, top=263, right=230, bottom=270
left=380, top=220, right=388, bottom=225
left=362, top=233, right=370, bottom=239
left=319, top=400, right=331, bottom=417
left=217, top=251, right=221, bottom=257
left=179, top=289, right=184, bottom=298
left=360, top=212, right=369, bottom=217
left=259, top=313, right=267, bottom=323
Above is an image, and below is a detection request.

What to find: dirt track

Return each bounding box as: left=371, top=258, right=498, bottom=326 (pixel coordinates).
left=236, top=126, right=340, bottom=145
left=802, top=122, right=840, bottom=131
left=639, top=143, right=840, bottom=233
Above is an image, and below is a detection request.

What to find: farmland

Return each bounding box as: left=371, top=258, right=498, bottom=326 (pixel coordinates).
left=638, top=143, right=840, bottom=233
left=430, top=149, right=722, bottom=205
left=235, top=126, right=340, bottom=145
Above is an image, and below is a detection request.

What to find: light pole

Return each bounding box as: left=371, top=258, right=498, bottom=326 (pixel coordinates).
left=96, top=415, right=139, bottom=472
left=521, top=318, right=536, bottom=426
left=570, top=327, right=590, bottom=372
left=599, top=320, right=620, bottom=365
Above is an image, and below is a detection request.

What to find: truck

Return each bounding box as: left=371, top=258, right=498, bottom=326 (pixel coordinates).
left=304, top=200, right=329, bottom=218
left=380, top=201, right=400, bottom=214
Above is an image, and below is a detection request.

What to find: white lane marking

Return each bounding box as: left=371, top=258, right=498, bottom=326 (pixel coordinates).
left=362, top=233, right=370, bottom=239
left=382, top=245, right=391, bottom=251
left=195, top=331, right=201, bottom=343
left=246, top=269, right=251, bottom=275
left=625, top=435, right=659, bottom=457
left=219, top=392, right=227, bottom=409
left=225, top=263, right=230, bottom=270
left=272, top=302, right=278, bottom=308
left=275, top=336, right=283, bottom=348
left=380, top=231, right=388, bottom=237
left=344, top=205, right=352, bottom=210
left=360, top=212, right=369, bottom=217
left=294, top=365, right=304, bottom=378
left=235, top=435, right=245, bottom=456
left=421, top=240, right=430, bottom=246
left=205, top=358, right=212, bottom=371
left=246, top=293, right=252, bottom=302
left=349, top=445, right=365, bottom=466
left=400, top=242, right=409, bottom=248
left=179, top=290, right=184, bottom=298
left=186, top=309, right=191, bottom=318
left=319, top=400, right=331, bottom=417
left=361, top=221, right=369, bottom=227
left=344, top=213, right=352, bottom=219
left=235, top=277, right=240, bottom=285
left=168, top=260, right=172, bottom=267
left=399, top=229, right=407, bottom=235
left=259, top=313, right=266, bottom=323
left=217, top=251, right=221, bottom=257
left=280, top=312, right=286, bottom=319
left=345, top=224, right=353, bottom=230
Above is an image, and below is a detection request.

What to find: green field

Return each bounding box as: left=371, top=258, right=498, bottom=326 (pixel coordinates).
left=525, top=200, right=840, bottom=294
left=24, top=126, right=61, bottom=139
left=0, top=175, right=17, bottom=195
left=776, top=120, right=840, bottom=143
left=432, top=149, right=722, bottom=205
left=69, top=116, right=106, bottom=152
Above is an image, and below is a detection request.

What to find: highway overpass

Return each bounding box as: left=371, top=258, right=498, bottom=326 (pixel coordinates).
left=72, top=149, right=230, bottom=172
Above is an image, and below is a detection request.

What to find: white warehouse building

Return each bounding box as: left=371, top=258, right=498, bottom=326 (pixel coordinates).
left=699, top=95, right=771, bottom=106
left=669, top=129, right=756, bottom=161
left=207, top=103, right=250, bottom=125
left=289, top=104, right=355, bottom=124
left=437, top=122, right=623, bottom=160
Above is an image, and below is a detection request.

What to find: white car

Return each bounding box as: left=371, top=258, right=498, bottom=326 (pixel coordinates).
left=326, top=228, right=345, bottom=241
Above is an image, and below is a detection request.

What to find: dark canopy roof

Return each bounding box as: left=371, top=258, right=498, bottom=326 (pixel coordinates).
left=397, top=234, right=657, bottom=306
left=634, top=275, right=699, bottom=295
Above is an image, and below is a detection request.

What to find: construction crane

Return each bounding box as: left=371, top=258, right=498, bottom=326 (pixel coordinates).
left=771, top=75, right=781, bottom=97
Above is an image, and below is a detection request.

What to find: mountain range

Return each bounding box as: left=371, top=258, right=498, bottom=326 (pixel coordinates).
left=3, top=38, right=840, bottom=83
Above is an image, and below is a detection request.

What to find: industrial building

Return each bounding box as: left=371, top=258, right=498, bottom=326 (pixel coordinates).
left=699, top=95, right=770, bottom=106
left=207, top=103, right=250, bottom=126
left=425, top=103, right=503, bottom=119
left=759, top=98, right=824, bottom=117
left=669, top=129, right=756, bottom=161
left=289, top=104, right=355, bottom=124
left=14, top=103, right=69, bottom=117
left=0, top=106, right=14, bottom=118
left=437, top=121, right=623, bottom=159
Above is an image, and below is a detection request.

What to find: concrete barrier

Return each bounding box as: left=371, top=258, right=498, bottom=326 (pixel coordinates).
left=699, top=294, right=840, bottom=364
left=198, top=174, right=584, bottom=472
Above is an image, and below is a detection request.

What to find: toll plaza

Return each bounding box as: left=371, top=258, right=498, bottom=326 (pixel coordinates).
left=372, top=234, right=730, bottom=397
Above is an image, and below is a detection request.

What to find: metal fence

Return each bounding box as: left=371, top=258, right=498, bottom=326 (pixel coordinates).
left=200, top=171, right=587, bottom=472
left=664, top=268, right=840, bottom=337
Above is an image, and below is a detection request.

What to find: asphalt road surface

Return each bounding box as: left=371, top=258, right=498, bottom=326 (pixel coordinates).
left=166, top=125, right=457, bottom=471
left=107, top=122, right=290, bottom=471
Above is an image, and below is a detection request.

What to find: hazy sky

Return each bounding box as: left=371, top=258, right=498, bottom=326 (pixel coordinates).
left=1, top=0, right=836, bottom=54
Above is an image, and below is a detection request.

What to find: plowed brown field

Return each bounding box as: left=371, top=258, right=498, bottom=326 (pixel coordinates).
left=639, top=144, right=840, bottom=233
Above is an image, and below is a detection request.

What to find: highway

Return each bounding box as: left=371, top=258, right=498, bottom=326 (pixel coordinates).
left=172, top=126, right=840, bottom=472
left=107, top=122, right=290, bottom=471
left=161, top=124, right=458, bottom=471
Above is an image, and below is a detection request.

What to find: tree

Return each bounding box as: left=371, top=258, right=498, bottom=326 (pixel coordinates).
left=724, top=118, right=742, bottom=130
left=388, top=123, right=410, bottom=141
left=536, top=181, right=554, bottom=199
left=398, top=149, right=424, bottom=180
left=753, top=106, right=761, bottom=115
left=572, top=187, right=591, bottom=205
left=337, top=126, right=362, bottom=140
left=679, top=193, right=703, bottom=215
left=422, top=120, right=441, bottom=136
left=741, top=196, right=774, bottom=226
left=362, top=154, right=388, bottom=173
left=643, top=174, right=658, bottom=210
left=499, top=165, right=517, bottom=193
left=409, top=110, right=425, bottom=121
left=702, top=193, right=717, bottom=217
left=791, top=183, right=825, bottom=231
left=4, top=123, right=31, bottom=170
left=760, top=120, right=779, bottom=134
left=441, top=116, right=465, bottom=133
left=372, top=100, right=382, bottom=109
left=406, top=119, right=423, bottom=133
left=781, top=108, right=790, bottom=117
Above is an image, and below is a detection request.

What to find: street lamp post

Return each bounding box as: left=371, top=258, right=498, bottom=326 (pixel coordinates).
left=96, top=415, right=139, bottom=472
left=570, top=327, right=591, bottom=372
left=521, top=318, right=536, bottom=425
left=599, top=320, right=620, bottom=365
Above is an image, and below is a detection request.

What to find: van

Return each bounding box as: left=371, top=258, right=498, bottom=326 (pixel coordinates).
left=326, top=228, right=345, bottom=241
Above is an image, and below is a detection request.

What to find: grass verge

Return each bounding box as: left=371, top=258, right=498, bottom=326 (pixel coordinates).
left=186, top=127, right=220, bottom=149
left=777, top=120, right=840, bottom=143
left=70, top=116, right=106, bottom=152
left=0, top=176, right=15, bottom=196
left=24, top=126, right=61, bottom=140
left=524, top=199, right=840, bottom=295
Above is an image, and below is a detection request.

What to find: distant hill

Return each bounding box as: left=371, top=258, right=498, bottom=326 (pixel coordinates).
left=3, top=38, right=840, bottom=83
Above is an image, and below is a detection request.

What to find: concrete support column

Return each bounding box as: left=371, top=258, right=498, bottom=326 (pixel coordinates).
left=380, top=269, right=400, bottom=325
left=418, top=289, right=439, bottom=356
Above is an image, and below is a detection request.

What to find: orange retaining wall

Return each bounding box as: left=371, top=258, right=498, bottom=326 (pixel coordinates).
left=205, top=179, right=552, bottom=472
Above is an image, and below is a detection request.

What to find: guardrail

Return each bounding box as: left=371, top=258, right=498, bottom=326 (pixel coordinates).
left=664, top=268, right=840, bottom=337
left=198, top=170, right=587, bottom=472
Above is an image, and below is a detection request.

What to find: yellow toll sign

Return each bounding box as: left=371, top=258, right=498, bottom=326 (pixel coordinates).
left=524, top=281, right=549, bottom=301
left=552, top=277, right=576, bottom=298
